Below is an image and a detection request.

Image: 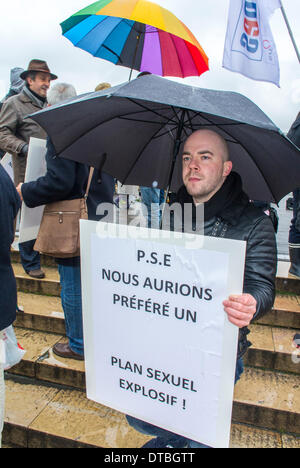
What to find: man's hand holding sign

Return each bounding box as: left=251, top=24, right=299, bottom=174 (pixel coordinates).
left=223, top=294, right=257, bottom=328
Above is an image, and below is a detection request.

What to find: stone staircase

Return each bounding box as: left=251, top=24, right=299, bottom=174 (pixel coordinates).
left=2, top=251, right=300, bottom=448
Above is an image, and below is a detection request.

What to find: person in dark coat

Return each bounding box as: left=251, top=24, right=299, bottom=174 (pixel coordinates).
left=0, top=165, right=21, bottom=330
left=0, top=67, right=25, bottom=109
left=286, top=112, right=300, bottom=349
left=287, top=112, right=300, bottom=279
left=17, top=82, right=115, bottom=360
left=18, top=137, right=114, bottom=359
left=0, top=67, right=25, bottom=159
left=18, top=137, right=92, bottom=360
left=0, top=164, right=21, bottom=446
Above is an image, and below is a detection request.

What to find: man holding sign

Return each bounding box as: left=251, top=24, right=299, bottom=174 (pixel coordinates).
left=126, top=129, right=277, bottom=448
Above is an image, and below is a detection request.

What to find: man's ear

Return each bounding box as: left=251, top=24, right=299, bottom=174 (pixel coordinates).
left=26, top=77, right=33, bottom=87
left=223, top=161, right=233, bottom=177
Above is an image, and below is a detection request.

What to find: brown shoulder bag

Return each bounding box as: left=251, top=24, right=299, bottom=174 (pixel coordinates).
left=34, top=168, right=94, bottom=258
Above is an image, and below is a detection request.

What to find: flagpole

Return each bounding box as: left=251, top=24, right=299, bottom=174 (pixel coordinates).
left=279, top=1, right=300, bottom=64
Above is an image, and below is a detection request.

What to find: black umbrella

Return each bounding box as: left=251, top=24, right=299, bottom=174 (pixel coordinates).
left=29, top=75, right=300, bottom=203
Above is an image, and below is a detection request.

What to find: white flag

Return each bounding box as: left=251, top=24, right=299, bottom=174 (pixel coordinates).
left=222, top=0, right=281, bottom=87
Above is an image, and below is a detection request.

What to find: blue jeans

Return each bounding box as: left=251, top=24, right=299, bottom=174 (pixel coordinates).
left=19, top=239, right=41, bottom=273
left=58, top=264, right=84, bottom=355
left=127, top=358, right=244, bottom=448
left=140, top=187, right=165, bottom=229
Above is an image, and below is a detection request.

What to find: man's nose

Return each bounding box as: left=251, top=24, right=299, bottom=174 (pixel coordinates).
left=188, top=158, right=200, bottom=171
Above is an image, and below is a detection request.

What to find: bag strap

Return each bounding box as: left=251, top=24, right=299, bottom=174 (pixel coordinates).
left=84, top=167, right=95, bottom=200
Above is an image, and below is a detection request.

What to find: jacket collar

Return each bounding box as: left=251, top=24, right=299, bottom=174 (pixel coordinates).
left=19, top=87, right=46, bottom=109
left=176, top=172, right=250, bottom=227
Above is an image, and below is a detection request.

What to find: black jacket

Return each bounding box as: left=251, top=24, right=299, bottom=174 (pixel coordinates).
left=287, top=114, right=300, bottom=230
left=21, top=138, right=114, bottom=265
left=0, top=165, right=21, bottom=330
left=288, top=113, right=300, bottom=148
left=175, top=172, right=277, bottom=359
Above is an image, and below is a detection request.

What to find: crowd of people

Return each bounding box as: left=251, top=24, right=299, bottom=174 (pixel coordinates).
left=0, top=58, right=299, bottom=448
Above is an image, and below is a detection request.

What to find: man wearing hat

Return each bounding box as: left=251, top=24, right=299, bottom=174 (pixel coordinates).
left=0, top=59, right=57, bottom=278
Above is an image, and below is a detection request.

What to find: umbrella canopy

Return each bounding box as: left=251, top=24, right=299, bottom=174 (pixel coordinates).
left=29, top=75, right=300, bottom=203
left=60, top=0, right=209, bottom=78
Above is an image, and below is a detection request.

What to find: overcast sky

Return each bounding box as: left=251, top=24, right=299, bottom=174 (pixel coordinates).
left=0, top=0, right=299, bottom=131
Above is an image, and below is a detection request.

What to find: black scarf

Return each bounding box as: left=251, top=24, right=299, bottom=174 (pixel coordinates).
left=24, top=84, right=47, bottom=106
left=176, top=172, right=249, bottom=224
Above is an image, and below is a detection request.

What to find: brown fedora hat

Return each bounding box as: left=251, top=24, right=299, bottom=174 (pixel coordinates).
left=20, top=59, right=58, bottom=80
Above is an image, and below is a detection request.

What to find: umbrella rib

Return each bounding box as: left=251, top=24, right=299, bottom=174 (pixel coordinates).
left=70, top=16, right=107, bottom=47
left=57, top=103, right=174, bottom=156
left=169, top=34, right=184, bottom=79
left=118, top=116, right=173, bottom=126
left=187, top=111, right=253, bottom=130
left=126, top=98, right=179, bottom=125
left=74, top=15, right=117, bottom=49
left=152, top=127, right=177, bottom=140
left=102, top=45, right=123, bottom=63
left=94, top=17, right=126, bottom=58
left=117, top=103, right=180, bottom=125
left=187, top=111, right=245, bottom=143
left=121, top=115, right=177, bottom=186
left=186, top=110, right=195, bottom=132
left=190, top=112, right=277, bottom=202
left=116, top=105, right=173, bottom=119
left=171, top=107, right=189, bottom=138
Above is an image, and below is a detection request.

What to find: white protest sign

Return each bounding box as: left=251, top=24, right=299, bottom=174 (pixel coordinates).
left=1, top=153, right=20, bottom=231
left=80, top=221, right=246, bottom=448
left=18, top=137, right=47, bottom=244
left=1, top=153, right=14, bottom=180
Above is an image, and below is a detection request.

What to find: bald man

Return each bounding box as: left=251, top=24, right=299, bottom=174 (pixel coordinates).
left=182, top=129, right=231, bottom=203
left=127, top=129, right=277, bottom=448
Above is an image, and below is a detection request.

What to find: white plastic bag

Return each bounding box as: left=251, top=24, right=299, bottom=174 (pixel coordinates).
left=0, top=326, right=26, bottom=370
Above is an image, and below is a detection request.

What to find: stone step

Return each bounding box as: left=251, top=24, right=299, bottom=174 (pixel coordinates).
left=15, top=291, right=300, bottom=334
left=10, top=329, right=86, bottom=390
left=13, top=263, right=60, bottom=297
left=12, top=265, right=300, bottom=379
left=15, top=292, right=65, bottom=335
left=255, top=293, right=300, bottom=329
left=7, top=328, right=300, bottom=435
left=232, top=367, right=300, bottom=435
left=244, top=325, right=300, bottom=375
left=14, top=279, right=300, bottom=333
left=276, top=261, right=300, bottom=295
left=3, top=375, right=150, bottom=449
left=3, top=375, right=299, bottom=448
left=14, top=308, right=300, bottom=378
left=12, top=257, right=300, bottom=298
left=11, top=249, right=57, bottom=268
left=244, top=324, right=300, bottom=374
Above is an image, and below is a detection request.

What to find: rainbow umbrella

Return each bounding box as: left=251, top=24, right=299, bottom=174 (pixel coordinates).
left=61, top=0, right=209, bottom=79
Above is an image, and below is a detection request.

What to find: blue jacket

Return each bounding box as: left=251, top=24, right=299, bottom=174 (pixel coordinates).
left=0, top=165, right=21, bottom=331
left=21, top=138, right=114, bottom=265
